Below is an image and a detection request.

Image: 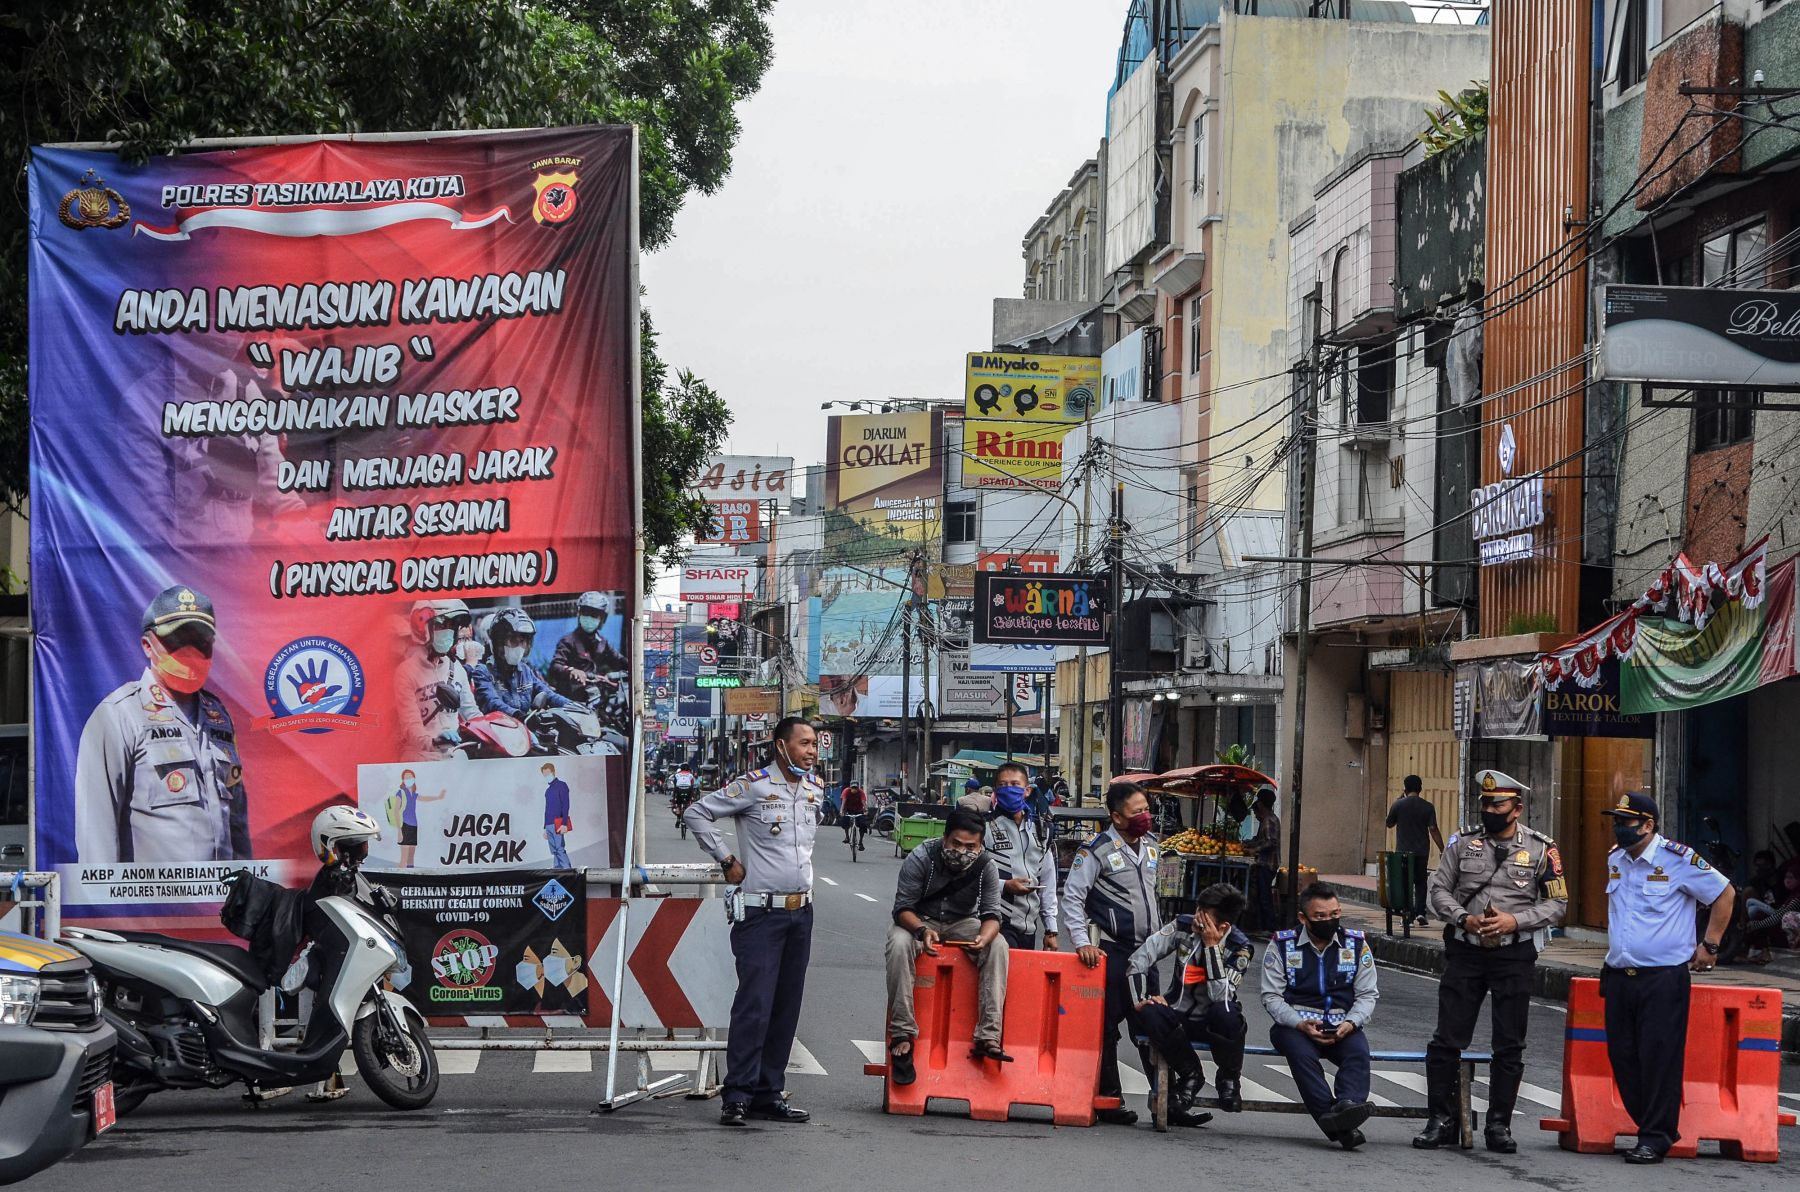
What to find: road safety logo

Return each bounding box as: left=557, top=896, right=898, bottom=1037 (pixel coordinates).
left=258, top=636, right=368, bottom=735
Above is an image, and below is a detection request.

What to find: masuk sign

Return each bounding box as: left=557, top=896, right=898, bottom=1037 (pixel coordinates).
left=1471, top=424, right=1546, bottom=567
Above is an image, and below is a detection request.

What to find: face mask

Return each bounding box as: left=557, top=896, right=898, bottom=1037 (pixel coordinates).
left=578, top=615, right=602, bottom=634
left=1124, top=811, right=1154, bottom=838
left=776, top=742, right=812, bottom=779
left=431, top=628, right=456, bottom=655
left=541, top=954, right=569, bottom=986
left=402, top=778, right=416, bottom=790
left=995, top=785, right=1028, bottom=815
left=149, top=637, right=212, bottom=694
left=1613, top=820, right=1648, bottom=849
left=503, top=645, right=527, bottom=667
left=1306, top=916, right=1341, bottom=943
left=941, top=845, right=981, bottom=872
left=1480, top=809, right=1514, bottom=836
left=515, top=961, right=542, bottom=989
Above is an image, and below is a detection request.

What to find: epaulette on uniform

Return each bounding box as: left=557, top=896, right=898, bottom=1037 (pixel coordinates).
left=1345, top=927, right=1366, bottom=940
left=747, top=767, right=769, bottom=780
left=1520, top=824, right=1555, bottom=845
left=1174, top=914, right=1195, bottom=932
left=1458, top=823, right=1482, bottom=838
left=1662, top=840, right=1690, bottom=856
left=1083, top=832, right=1110, bottom=851
left=1273, top=928, right=1298, bottom=941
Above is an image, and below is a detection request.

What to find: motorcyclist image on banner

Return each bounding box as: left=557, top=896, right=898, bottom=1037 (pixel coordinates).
left=74, top=584, right=253, bottom=866
left=355, top=756, right=609, bottom=871
left=396, top=599, right=482, bottom=762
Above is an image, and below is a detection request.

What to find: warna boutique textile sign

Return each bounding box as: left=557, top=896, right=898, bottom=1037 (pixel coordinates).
left=974, top=572, right=1106, bottom=646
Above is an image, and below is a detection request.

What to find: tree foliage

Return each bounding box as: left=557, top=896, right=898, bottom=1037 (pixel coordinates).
left=0, top=0, right=770, bottom=566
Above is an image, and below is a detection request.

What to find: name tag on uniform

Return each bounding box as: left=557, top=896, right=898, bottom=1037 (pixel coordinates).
left=1338, top=947, right=1356, bottom=971
left=1285, top=949, right=1302, bottom=969
left=1646, top=873, right=1670, bottom=882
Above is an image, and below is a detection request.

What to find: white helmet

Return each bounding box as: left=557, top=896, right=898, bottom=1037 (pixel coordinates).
left=311, top=804, right=382, bottom=865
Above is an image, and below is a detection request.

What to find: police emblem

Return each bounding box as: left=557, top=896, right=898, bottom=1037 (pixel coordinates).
left=532, top=170, right=579, bottom=224
left=58, top=169, right=130, bottom=231
left=262, top=636, right=366, bottom=735
left=166, top=770, right=188, bottom=793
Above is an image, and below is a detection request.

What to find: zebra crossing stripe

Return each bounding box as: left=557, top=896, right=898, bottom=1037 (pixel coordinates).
left=820, top=876, right=838, bottom=886
left=435, top=1050, right=482, bottom=1075
left=532, top=1051, right=592, bottom=1073
left=852, top=1039, right=886, bottom=1064
left=1235, top=1074, right=1296, bottom=1104
left=785, top=1039, right=827, bottom=1076
left=1370, top=1067, right=1487, bottom=1111
left=1514, top=1080, right=1561, bottom=1109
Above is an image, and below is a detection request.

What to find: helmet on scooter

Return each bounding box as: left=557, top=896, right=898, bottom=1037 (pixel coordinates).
left=312, top=804, right=382, bottom=866
left=487, top=606, right=536, bottom=663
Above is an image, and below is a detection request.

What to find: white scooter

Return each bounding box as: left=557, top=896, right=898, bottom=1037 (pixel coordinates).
left=63, top=883, right=437, bottom=1115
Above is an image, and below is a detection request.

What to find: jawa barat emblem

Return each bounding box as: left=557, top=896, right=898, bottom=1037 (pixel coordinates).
left=532, top=170, right=579, bottom=225
left=59, top=169, right=130, bottom=230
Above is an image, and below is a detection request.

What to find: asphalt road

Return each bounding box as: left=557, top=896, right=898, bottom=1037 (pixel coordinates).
left=33, top=804, right=1800, bottom=1192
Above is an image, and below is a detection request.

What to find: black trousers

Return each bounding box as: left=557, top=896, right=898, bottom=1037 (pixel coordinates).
left=1425, top=934, right=1535, bottom=1124
left=1097, top=941, right=1142, bottom=1099
left=1249, top=864, right=1278, bottom=931
left=1403, top=851, right=1429, bottom=917
left=1603, top=963, right=1690, bottom=1155
left=1132, top=999, right=1247, bottom=1086
left=723, top=905, right=813, bottom=1107
left=1000, top=922, right=1039, bottom=951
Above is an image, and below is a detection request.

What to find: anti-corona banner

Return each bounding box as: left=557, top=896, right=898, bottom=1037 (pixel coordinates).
left=28, top=128, right=639, bottom=921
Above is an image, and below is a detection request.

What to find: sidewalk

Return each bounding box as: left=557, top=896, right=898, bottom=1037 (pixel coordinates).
left=1320, top=873, right=1800, bottom=1053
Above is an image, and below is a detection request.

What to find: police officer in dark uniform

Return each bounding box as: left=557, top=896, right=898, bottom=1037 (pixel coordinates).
left=1413, top=769, right=1567, bottom=1153
left=1601, top=791, right=1735, bottom=1164
left=683, top=717, right=824, bottom=1126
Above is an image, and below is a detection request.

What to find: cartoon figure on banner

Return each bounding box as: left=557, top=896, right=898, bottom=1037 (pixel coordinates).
left=396, top=599, right=481, bottom=761
left=541, top=762, right=573, bottom=868
left=515, top=938, right=588, bottom=1014
left=386, top=768, right=445, bottom=869
left=75, top=585, right=253, bottom=863
left=470, top=607, right=576, bottom=719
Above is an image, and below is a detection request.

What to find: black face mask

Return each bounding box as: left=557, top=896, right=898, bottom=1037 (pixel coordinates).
left=1305, top=916, right=1340, bottom=943
left=1481, top=810, right=1514, bottom=837
left=1613, top=820, right=1649, bottom=849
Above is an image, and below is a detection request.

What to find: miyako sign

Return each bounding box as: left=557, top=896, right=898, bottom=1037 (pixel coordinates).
left=963, top=351, right=1094, bottom=492
left=679, top=561, right=752, bottom=603
left=1471, top=424, right=1546, bottom=567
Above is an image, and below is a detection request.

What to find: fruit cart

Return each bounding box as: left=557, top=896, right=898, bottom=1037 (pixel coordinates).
left=1151, top=764, right=1279, bottom=916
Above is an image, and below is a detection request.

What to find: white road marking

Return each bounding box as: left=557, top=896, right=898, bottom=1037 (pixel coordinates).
left=820, top=876, right=839, bottom=886
left=1256, top=1061, right=1386, bottom=1105
left=1372, top=1067, right=1486, bottom=1110
left=435, top=1051, right=482, bottom=1075
left=1782, top=1091, right=1800, bottom=1105
left=786, top=1039, right=827, bottom=1076
left=532, top=1050, right=593, bottom=1073
left=852, top=1039, right=887, bottom=1064
left=648, top=1051, right=700, bottom=1071
left=1118, top=1064, right=1150, bottom=1096
left=854, top=892, right=878, bottom=903
left=1515, top=1080, right=1562, bottom=1109
left=1236, top=1074, right=1296, bottom=1104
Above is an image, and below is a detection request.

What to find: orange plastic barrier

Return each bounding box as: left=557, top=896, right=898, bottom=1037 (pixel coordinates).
left=1540, top=978, right=1796, bottom=1161
left=862, top=947, right=1120, bottom=1126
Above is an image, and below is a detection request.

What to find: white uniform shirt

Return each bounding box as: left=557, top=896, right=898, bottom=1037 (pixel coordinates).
left=1604, top=835, right=1730, bottom=968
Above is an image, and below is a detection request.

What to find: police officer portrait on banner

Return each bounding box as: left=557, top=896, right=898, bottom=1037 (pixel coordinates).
left=76, top=585, right=252, bottom=864
left=1261, top=882, right=1380, bottom=1150
left=1600, top=791, right=1735, bottom=1165
left=683, top=716, right=824, bottom=1126
left=1064, top=779, right=1161, bottom=1125
left=1128, top=882, right=1254, bottom=1126
left=1413, top=769, right=1566, bottom=1154
left=885, top=807, right=1011, bottom=1086
left=982, top=760, right=1059, bottom=952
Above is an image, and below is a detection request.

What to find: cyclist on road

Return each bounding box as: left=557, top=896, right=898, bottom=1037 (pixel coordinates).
left=841, top=783, right=869, bottom=850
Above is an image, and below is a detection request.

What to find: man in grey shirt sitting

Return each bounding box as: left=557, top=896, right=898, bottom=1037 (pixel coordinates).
left=885, top=808, right=1009, bottom=1085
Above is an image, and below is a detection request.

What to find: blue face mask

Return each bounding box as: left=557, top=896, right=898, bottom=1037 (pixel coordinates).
left=995, top=785, right=1029, bottom=815
left=578, top=615, right=602, bottom=634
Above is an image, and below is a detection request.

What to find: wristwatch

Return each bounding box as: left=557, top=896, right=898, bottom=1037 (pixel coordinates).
left=914, top=925, right=930, bottom=942
left=721, top=855, right=738, bottom=871
left=1701, top=939, right=1720, bottom=955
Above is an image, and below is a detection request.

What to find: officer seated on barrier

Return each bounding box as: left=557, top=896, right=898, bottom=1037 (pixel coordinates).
left=885, top=807, right=1009, bottom=1085
left=1128, top=882, right=1253, bottom=1126
left=1261, top=882, right=1380, bottom=1150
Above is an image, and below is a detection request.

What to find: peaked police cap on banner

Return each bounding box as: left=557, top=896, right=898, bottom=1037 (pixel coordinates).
left=1474, top=769, right=1527, bottom=801
left=141, top=585, right=216, bottom=636
left=1602, top=791, right=1660, bottom=821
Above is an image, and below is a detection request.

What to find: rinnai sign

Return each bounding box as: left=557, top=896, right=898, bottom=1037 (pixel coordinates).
left=1598, top=284, right=1800, bottom=390
left=974, top=571, right=1106, bottom=645
left=679, top=563, right=752, bottom=603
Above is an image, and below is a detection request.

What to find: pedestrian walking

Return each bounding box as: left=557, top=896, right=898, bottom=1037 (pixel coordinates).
left=1413, top=769, right=1566, bottom=1153
left=1599, top=791, right=1735, bottom=1164
left=682, top=717, right=825, bottom=1126
left=1385, top=774, right=1443, bottom=925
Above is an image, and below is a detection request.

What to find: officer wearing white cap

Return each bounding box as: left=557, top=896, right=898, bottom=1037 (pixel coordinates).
left=1601, top=791, right=1734, bottom=1165
left=75, top=585, right=251, bottom=863
left=1413, top=768, right=1565, bottom=1153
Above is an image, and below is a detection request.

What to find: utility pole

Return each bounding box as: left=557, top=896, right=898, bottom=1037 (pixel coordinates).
left=1041, top=671, right=1053, bottom=782
left=917, top=587, right=934, bottom=797
left=1076, top=464, right=1093, bottom=802
left=1107, top=481, right=1125, bottom=775
left=900, top=588, right=913, bottom=797
left=1283, top=318, right=1325, bottom=924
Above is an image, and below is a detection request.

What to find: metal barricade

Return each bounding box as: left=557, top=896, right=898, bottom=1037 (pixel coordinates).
left=0, top=871, right=60, bottom=940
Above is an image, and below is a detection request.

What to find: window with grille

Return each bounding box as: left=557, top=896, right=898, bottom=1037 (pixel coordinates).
left=946, top=501, right=978, bottom=544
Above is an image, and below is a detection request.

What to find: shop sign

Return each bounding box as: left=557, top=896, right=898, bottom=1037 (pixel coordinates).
left=1471, top=423, right=1546, bottom=567
left=1540, top=657, right=1654, bottom=739
left=974, top=571, right=1106, bottom=645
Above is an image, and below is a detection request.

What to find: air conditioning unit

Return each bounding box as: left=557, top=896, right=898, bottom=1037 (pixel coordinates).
left=1180, top=634, right=1211, bottom=671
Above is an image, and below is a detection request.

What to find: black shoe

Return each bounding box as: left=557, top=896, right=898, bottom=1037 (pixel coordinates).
left=1318, top=1099, right=1372, bottom=1137
left=1215, top=1075, right=1243, bottom=1113
left=1485, top=1125, right=1517, bottom=1154
left=1170, top=1106, right=1213, bottom=1128
left=1337, top=1127, right=1367, bottom=1151
left=720, top=1101, right=748, bottom=1126
left=747, top=1100, right=810, bottom=1123
left=890, top=1044, right=916, bottom=1086
left=1412, top=1115, right=1457, bottom=1149
left=1623, top=1144, right=1663, bottom=1165
left=1096, top=1106, right=1139, bottom=1125
left=1173, top=1070, right=1205, bottom=1107
left=859, top=842, right=866, bottom=851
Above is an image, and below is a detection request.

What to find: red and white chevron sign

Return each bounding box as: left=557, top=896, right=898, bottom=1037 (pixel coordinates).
left=589, top=898, right=734, bottom=1029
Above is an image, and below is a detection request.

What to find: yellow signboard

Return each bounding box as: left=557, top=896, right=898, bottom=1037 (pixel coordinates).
left=960, top=419, right=1072, bottom=491
left=824, top=410, right=943, bottom=542
left=964, top=353, right=1099, bottom=423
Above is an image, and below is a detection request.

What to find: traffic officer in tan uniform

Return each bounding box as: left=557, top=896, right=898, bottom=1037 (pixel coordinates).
left=75, top=585, right=252, bottom=863
left=1413, top=769, right=1566, bottom=1154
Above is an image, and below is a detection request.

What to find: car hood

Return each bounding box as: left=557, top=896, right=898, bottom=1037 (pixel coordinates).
left=0, top=931, right=82, bottom=974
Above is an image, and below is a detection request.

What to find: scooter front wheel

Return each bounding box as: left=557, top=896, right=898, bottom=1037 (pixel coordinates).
left=352, top=1010, right=439, bottom=1110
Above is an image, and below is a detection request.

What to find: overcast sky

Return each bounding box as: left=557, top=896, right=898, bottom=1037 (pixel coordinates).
left=640, top=0, right=1127, bottom=472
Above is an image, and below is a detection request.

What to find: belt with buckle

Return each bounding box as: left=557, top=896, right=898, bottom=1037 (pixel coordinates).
left=1459, top=929, right=1521, bottom=949
left=746, top=892, right=812, bottom=911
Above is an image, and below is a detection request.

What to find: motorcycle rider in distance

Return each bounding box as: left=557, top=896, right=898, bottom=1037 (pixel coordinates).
left=396, top=599, right=480, bottom=761
left=469, top=607, right=576, bottom=719
left=549, top=591, right=629, bottom=702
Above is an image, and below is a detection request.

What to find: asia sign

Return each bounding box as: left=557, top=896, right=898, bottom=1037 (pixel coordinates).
left=1598, top=284, right=1800, bottom=390
left=824, top=411, right=943, bottom=543
left=679, top=561, right=753, bottom=603
left=691, top=455, right=792, bottom=508
left=974, top=572, right=1106, bottom=646
left=27, top=129, right=638, bottom=919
